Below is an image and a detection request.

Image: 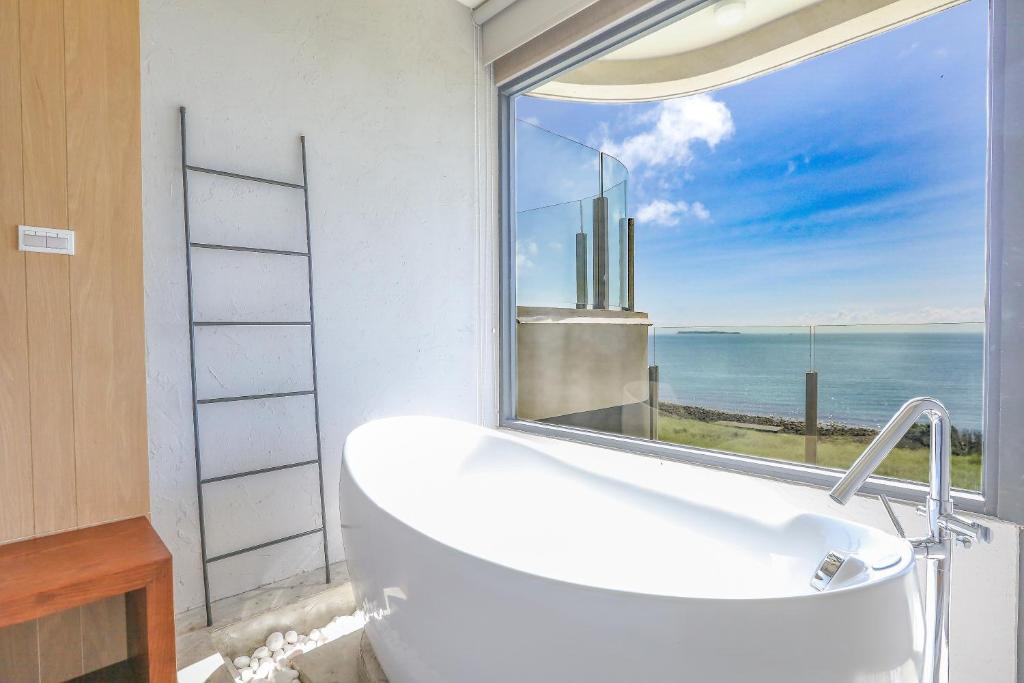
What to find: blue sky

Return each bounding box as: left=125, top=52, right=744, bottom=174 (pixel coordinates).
left=515, top=0, right=988, bottom=326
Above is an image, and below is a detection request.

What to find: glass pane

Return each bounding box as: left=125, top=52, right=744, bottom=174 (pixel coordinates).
left=515, top=120, right=599, bottom=212
left=652, top=326, right=813, bottom=460
left=812, top=323, right=983, bottom=490
left=602, top=153, right=628, bottom=193
left=516, top=200, right=586, bottom=308
left=511, top=0, right=988, bottom=491
left=605, top=179, right=627, bottom=310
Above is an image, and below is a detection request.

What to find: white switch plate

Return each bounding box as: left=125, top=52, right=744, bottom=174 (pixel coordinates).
left=18, top=225, right=75, bottom=255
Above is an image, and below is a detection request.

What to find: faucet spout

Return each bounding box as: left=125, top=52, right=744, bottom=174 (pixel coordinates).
left=830, top=397, right=950, bottom=506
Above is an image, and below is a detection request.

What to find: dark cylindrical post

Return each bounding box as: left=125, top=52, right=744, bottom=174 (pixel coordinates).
left=618, top=217, right=628, bottom=309
left=575, top=232, right=588, bottom=309
left=649, top=365, right=660, bottom=441
left=592, top=196, right=609, bottom=309
left=805, top=370, right=819, bottom=464
left=626, top=217, right=635, bottom=312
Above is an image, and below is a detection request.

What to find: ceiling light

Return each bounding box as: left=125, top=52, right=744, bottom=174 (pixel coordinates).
left=714, top=0, right=747, bottom=27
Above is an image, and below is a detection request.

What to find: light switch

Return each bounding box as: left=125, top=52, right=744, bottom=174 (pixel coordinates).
left=18, top=225, right=75, bottom=255
left=22, top=233, right=47, bottom=249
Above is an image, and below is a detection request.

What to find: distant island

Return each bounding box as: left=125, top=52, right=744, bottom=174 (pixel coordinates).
left=676, top=330, right=740, bottom=335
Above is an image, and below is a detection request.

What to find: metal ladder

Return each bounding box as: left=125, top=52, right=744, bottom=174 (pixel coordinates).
left=178, top=107, right=330, bottom=626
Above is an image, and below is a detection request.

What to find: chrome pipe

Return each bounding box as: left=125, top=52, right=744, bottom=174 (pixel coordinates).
left=828, top=397, right=988, bottom=683
left=830, top=397, right=949, bottom=506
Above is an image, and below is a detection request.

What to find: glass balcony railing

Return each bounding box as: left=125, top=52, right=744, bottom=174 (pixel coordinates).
left=648, top=322, right=983, bottom=491
left=515, top=120, right=631, bottom=311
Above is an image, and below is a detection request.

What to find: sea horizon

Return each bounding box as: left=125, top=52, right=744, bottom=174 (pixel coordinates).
left=650, top=327, right=984, bottom=432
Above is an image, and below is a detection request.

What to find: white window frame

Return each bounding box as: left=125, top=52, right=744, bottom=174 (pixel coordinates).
left=497, top=0, right=1024, bottom=523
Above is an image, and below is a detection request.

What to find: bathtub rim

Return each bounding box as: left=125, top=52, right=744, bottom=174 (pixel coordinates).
left=341, top=416, right=919, bottom=604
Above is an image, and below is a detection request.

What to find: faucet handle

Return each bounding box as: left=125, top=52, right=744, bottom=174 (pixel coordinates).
left=944, top=514, right=991, bottom=547
left=915, top=505, right=992, bottom=547
left=878, top=494, right=907, bottom=538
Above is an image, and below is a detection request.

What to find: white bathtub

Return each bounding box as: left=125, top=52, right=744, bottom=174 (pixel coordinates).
left=340, top=416, right=924, bottom=683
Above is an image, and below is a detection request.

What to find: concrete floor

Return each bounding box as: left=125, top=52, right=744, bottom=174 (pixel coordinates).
left=291, top=630, right=388, bottom=683
left=176, top=561, right=353, bottom=682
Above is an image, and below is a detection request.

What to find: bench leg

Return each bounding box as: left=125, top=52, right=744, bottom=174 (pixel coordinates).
left=126, top=562, right=175, bottom=682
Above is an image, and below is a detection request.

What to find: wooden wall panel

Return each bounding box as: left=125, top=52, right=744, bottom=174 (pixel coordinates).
left=0, top=595, right=129, bottom=682
left=0, top=0, right=34, bottom=543
left=20, top=0, right=77, bottom=536
left=81, top=595, right=128, bottom=673
left=65, top=0, right=148, bottom=526
left=38, top=610, right=83, bottom=683
left=0, top=0, right=145, bottom=678
left=0, top=621, right=38, bottom=683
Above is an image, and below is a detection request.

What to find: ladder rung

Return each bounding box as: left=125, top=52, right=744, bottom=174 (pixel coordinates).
left=186, top=164, right=304, bottom=189
left=206, top=527, right=325, bottom=563
left=194, top=321, right=311, bottom=327
left=189, top=242, right=309, bottom=257
left=200, top=459, right=319, bottom=484
left=197, top=390, right=314, bottom=405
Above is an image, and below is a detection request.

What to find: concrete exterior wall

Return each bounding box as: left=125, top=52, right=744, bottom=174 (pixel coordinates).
left=141, top=0, right=490, bottom=612
left=516, top=307, right=651, bottom=433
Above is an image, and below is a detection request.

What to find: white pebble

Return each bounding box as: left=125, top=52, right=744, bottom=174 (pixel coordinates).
left=256, top=660, right=275, bottom=678
left=239, top=669, right=255, bottom=682
left=272, top=648, right=286, bottom=663
left=279, top=669, right=300, bottom=681
left=309, top=628, right=323, bottom=642
left=253, top=646, right=270, bottom=659
left=285, top=630, right=298, bottom=644
left=266, top=631, right=285, bottom=651
left=233, top=655, right=251, bottom=669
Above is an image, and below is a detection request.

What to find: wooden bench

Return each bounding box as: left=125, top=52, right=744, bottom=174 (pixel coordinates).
left=0, top=517, right=175, bottom=682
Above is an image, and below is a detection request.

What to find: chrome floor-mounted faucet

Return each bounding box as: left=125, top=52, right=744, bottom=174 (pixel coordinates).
left=829, top=397, right=990, bottom=683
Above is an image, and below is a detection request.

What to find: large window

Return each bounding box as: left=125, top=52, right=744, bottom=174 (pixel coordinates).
left=504, top=0, right=993, bottom=497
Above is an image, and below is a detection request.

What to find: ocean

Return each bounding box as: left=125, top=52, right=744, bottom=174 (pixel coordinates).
left=650, top=328, right=984, bottom=432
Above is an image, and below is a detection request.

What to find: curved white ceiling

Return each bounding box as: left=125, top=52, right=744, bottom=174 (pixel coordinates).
left=602, top=0, right=824, bottom=61
left=532, top=0, right=964, bottom=102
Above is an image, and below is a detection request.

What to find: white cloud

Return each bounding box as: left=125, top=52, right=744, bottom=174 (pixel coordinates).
left=600, top=94, right=734, bottom=170
left=637, top=198, right=710, bottom=227
left=896, top=41, right=920, bottom=60
left=516, top=239, right=538, bottom=269
left=637, top=200, right=687, bottom=226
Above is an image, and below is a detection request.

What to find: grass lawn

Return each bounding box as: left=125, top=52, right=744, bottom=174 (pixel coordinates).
left=657, top=413, right=982, bottom=491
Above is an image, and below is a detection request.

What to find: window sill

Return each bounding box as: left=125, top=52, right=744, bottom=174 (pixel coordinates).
left=499, top=417, right=989, bottom=517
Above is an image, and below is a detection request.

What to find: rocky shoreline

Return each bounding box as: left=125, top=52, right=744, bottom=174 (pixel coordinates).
left=658, top=402, right=982, bottom=456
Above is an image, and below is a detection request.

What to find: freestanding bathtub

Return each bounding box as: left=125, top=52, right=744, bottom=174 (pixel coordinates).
left=340, top=416, right=924, bottom=683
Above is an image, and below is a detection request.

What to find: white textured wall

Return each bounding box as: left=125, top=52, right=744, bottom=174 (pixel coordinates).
left=142, top=0, right=492, bottom=611
left=139, top=5, right=1019, bottom=679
